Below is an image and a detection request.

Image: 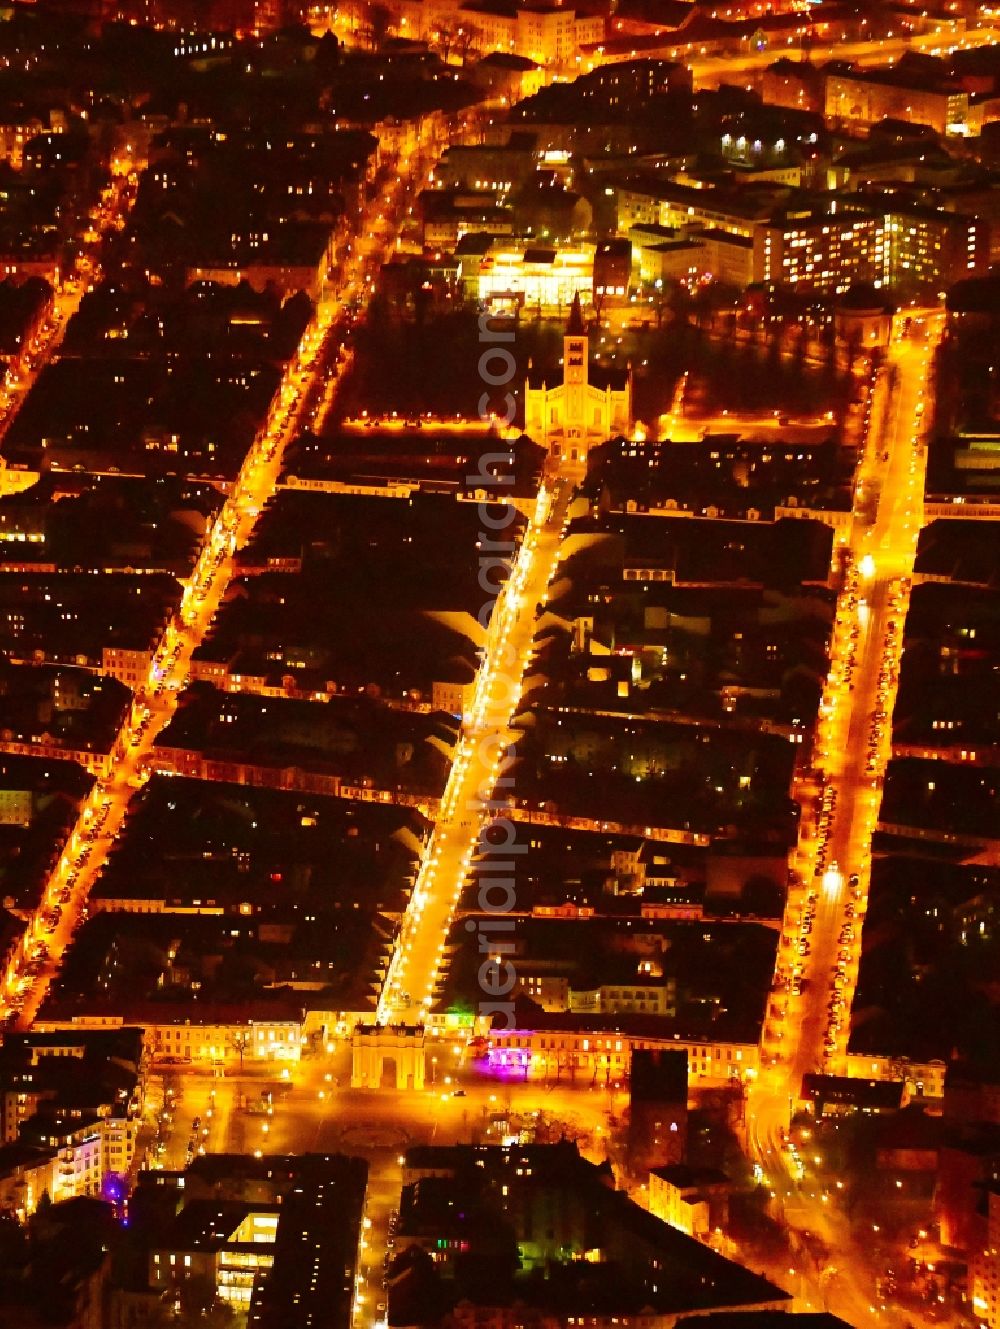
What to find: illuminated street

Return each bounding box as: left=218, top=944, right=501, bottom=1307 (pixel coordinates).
left=378, top=476, right=573, bottom=1024
left=0, top=121, right=446, bottom=1028
left=0, top=155, right=139, bottom=467
left=747, top=312, right=944, bottom=1322
left=684, top=25, right=1000, bottom=86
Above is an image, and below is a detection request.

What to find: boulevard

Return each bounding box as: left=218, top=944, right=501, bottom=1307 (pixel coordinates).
left=378, top=476, right=574, bottom=1025
left=746, top=313, right=943, bottom=1324
left=0, top=119, right=449, bottom=1028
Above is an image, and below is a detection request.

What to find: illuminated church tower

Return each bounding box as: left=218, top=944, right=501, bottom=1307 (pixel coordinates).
left=524, top=292, right=632, bottom=470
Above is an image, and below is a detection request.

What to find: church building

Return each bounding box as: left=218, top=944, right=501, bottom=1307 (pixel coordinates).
left=524, top=293, right=632, bottom=469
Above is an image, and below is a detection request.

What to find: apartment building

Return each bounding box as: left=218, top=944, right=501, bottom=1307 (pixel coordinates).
left=389, top=0, right=604, bottom=68
left=971, top=1186, right=1000, bottom=1329
left=826, top=67, right=1000, bottom=137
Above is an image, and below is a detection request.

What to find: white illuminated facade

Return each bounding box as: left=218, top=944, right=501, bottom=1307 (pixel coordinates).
left=478, top=245, right=594, bottom=310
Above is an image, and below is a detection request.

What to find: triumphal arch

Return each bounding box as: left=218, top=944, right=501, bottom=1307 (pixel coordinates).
left=351, top=1024, right=426, bottom=1090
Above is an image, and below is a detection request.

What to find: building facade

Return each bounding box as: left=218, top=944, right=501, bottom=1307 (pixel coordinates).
left=972, top=1187, right=1000, bottom=1329
left=484, top=1022, right=758, bottom=1087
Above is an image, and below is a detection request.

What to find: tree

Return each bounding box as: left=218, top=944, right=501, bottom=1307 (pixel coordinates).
left=229, top=1030, right=252, bottom=1073
left=844, top=325, right=863, bottom=376
left=741, top=873, right=784, bottom=918
left=693, top=282, right=716, bottom=330
left=173, top=1275, right=236, bottom=1326
left=199, top=1306, right=237, bottom=1329
left=173, top=1303, right=236, bottom=1328
left=779, top=663, right=822, bottom=727
left=363, top=1, right=394, bottom=49
left=389, top=1246, right=448, bottom=1324
left=314, top=30, right=341, bottom=74
left=0, top=1211, right=26, bottom=1269
left=454, top=1204, right=520, bottom=1302
left=178, top=1275, right=216, bottom=1319
left=668, top=280, right=692, bottom=328
left=822, top=321, right=840, bottom=379
left=137, top=1298, right=178, bottom=1329
left=454, top=23, right=481, bottom=64
left=434, top=22, right=457, bottom=61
